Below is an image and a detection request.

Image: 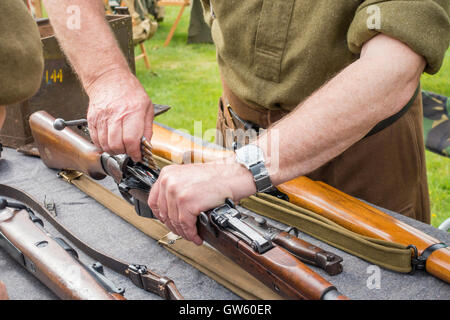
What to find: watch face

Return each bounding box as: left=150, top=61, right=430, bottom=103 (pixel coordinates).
left=236, top=145, right=264, bottom=166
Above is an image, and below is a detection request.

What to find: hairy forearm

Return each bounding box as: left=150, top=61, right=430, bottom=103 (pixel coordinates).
left=43, top=0, right=130, bottom=90
left=255, top=34, right=425, bottom=187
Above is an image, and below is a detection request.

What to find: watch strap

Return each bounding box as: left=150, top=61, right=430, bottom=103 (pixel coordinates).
left=249, top=162, right=273, bottom=193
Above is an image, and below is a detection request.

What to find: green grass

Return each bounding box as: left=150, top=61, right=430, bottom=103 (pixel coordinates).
left=135, top=7, right=220, bottom=138
left=136, top=7, right=449, bottom=228
left=421, top=49, right=450, bottom=228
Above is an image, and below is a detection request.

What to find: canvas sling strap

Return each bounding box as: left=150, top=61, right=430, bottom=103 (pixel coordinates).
left=56, top=169, right=282, bottom=300
left=239, top=193, right=414, bottom=273
left=0, top=183, right=184, bottom=300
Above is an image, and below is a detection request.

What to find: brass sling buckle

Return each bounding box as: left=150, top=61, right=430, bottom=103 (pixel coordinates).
left=58, top=170, right=83, bottom=183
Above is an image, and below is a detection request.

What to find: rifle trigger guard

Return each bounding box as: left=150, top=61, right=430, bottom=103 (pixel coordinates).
left=118, top=182, right=133, bottom=205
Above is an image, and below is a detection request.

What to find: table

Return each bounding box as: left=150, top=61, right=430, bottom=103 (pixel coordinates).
left=0, top=147, right=449, bottom=300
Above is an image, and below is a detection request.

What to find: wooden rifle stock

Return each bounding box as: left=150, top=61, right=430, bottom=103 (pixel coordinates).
left=0, top=281, right=8, bottom=300
left=29, top=111, right=106, bottom=180
left=150, top=124, right=450, bottom=283
left=277, top=180, right=450, bottom=283
left=0, top=207, right=125, bottom=300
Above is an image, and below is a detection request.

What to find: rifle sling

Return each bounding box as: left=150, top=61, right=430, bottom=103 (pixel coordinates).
left=57, top=170, right=282, bottom=300
left=0, top=183, right=183, bottom=300
left=240, top=193, right=414, bottom=273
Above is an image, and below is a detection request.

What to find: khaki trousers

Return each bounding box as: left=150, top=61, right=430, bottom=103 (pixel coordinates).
left=216, top=87, right=431, bottom=224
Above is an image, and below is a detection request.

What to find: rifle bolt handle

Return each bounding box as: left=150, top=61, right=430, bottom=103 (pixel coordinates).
left=53, top=118, right=66, bottom=131
left=254, top=216, right=267, bottom=226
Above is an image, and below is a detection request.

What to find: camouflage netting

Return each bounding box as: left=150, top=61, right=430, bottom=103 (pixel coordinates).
left=106, top=0, right=160, bottom=44
left=422, top=91, right=450, bottom=158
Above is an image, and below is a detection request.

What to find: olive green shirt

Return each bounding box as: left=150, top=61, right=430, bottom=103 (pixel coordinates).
left=201, top=0, right=450, bottom=111
left=0, top=0, right=43, bottom=105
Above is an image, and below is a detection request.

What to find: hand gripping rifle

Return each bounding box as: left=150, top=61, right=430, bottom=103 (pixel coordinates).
left=29, top=110, right=348, bottom=300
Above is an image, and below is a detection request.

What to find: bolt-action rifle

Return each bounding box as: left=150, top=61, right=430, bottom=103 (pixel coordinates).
left=0, top=198, right=126, bottom=300
left=29, top=110, right=348, bottom=300
left=147, top=118, right=450, bottom=284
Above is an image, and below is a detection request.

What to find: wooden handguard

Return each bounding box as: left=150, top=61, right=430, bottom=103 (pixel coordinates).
left=29, top=111, right=106, bottom=180
left=151, top=123, right=233, bottom=163
left=151, top=124, right=450, bottom=284
left=0, top=208, right=124, bottom=300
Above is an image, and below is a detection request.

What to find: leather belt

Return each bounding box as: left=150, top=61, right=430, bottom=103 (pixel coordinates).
left=221, top=80, right=289, bottom=129
left=0, top=183, right=184, bottom=300
left=221, top=80, right=420, bottom=138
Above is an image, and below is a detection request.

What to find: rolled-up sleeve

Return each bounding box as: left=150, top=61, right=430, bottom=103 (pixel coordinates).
left=347, top=0, right=450, bottom=74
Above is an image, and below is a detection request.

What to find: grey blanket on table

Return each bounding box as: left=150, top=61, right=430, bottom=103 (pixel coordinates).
left=0, top=147, right=449, bottom=300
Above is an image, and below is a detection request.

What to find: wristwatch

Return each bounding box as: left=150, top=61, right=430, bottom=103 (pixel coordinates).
left=235, top=144, right=274, bottom=193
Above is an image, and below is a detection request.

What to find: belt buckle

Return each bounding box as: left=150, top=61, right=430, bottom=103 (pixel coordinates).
left=226, top=104, right=261, bottom=150
left=227, top=104, right=259, bottom=131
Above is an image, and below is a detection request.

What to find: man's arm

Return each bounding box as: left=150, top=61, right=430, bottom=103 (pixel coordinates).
left=148, top=34, right=426, bottom=244
left=256, top=34, right=426, bottom=186
left=43, top=0, right=153, bottom=161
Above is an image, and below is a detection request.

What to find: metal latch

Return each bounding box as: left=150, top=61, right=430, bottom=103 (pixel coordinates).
left=210, top=199, right=273, bottom=254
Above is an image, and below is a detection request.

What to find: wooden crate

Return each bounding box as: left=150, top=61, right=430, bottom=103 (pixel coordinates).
left=1, top=15, right=135, bottom=148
